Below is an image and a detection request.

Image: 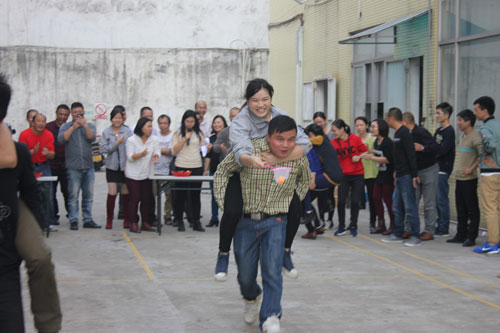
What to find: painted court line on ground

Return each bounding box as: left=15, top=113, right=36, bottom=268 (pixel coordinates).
left=358, top=234, right=500, bottom=289
left=122, top=231, right=156, bottom=280
left=323, top=234, right=500, bottom=311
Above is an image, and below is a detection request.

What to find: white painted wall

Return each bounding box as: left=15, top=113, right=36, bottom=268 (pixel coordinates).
left=1, top=46, right=268, bottom=137
left=0, top=0, right=269, bottom=49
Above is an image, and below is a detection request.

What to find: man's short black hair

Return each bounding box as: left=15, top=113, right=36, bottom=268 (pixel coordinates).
left=71, top=102, right=84, bottom=110
left=56, top=104, right=70, bottom=112
left=158, top=114, right=171, bottom=123
left=386, top=107, right=403, bottom=121
left=402, top=112, right=415, bottom=124
left=457, top=109, right=476, bottom=127
left=474, top=96, right=495, bottom=116
left=0, top=74, right=11, bottom=122
left=268, top=115, right=297, bottom=136
left=140, top=106, right=152, bottom=116
left=436, top=102, right=453, bottom=117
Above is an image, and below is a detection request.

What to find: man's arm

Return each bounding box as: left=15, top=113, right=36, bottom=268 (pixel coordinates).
left=213, top=151, right=242, bottom=209
left=437, top=128, right=455, bottom=157
left=420, top=128, right=440, bottom=154
left=99, top=129, right=118, bottom=155
left=480, top=126, right=498, bottom=154
left=84, top=123, right=96, bottom=142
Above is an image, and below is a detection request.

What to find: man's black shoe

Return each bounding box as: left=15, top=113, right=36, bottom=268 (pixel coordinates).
left=446, top=235, right=466, bottom=243
left=70, top=222, right=79, bottom=230
left=83, top=220, right=102, bottom=229
left=462, top=239, right=476, bottom=247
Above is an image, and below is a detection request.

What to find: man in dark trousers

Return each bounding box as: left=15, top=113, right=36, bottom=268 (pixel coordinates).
left=383, top=108, right=421, bottom=247
left=402, top=112, right=440, bottom=241
left=434, top=102, right=456, bottom=236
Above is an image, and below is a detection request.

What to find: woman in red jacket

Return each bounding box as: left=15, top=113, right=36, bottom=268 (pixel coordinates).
left=331, top=119, right=367, bottom=236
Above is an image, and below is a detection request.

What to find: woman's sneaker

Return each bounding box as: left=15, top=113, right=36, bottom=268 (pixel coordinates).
left=283, top=250, right=298, bottom=279
left=334, top=227, right=346, bottom=236
left=243, top=293, right=262, bottom=324
left=214, top=252, right=229, bottom=281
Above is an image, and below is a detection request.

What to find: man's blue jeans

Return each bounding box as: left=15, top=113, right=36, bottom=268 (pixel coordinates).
left=67, top=168, right=95, bottom=223
left=393, top=174, right=420, bottom=237
left=436, top=172, right=450, bottom=233
left=209, top=171, right=218, bottom=221
left=34, top=162, right=54, bottom=228
left=234, top=215, right=287, bottom=327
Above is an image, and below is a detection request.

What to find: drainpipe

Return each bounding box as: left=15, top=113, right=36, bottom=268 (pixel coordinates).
left=296, top=24, right=304, bottom=124
left=426, top=0, right=432, bottom=128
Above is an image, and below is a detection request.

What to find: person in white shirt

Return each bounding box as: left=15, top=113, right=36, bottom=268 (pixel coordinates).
left=155, top=114, right=174, bottom=223
left=196, top=101, right=211, bottom=138
left=125, top=117, right=160, bottom=233
left=172, top=110, right=206, bottom=232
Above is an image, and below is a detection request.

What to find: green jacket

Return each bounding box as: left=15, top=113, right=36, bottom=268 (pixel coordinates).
left=479, top=116, right=500, bottom=173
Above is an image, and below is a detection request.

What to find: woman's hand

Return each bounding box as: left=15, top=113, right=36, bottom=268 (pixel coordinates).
left=185, top=130, right=193, bottom=139
left=116, top=135, right=125, bottom=145
left=260, top=152, right=282, bottom=166
left=203, top=169, right=209, bottom=176
left=152, top=154, right=159, bottom=164
left=141, top=149, right=148, bottom=157
left=352, top=155, right=361, bottom=162
left=206, top=143, right=213, bottom=152
left=250, top=155, right=266, bottom=169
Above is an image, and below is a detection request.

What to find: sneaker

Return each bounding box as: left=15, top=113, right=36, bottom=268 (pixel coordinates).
left=49, top=225, right=58, bottom=232
left=435, top=230, right=450, bottom=237
left=283, top=250, right=298, bottom=279
left=350, top=228, right=358, bottom=237
left=164, top=217, right=172, bottom=225
left=334, top=227, right=346, bottom=236
left=381, top=234, right=403, bottom=243
left=243, top=293, right=262, bottom=324
left=52, top=220, right=60, bottom=226
left=447, top=235, right=466, bottom=243
left=486, top=243, right=500, bottom=255
left=70, top=221, right=78, bottom=230
left=214, top=252, right=229, bottom=282
left=262, top=315, right=280, bottom=333
left=83, top=220, right=102, bottom=229
left=404, top=236, right=421, bottom=247
left=473, top=241, right=499, bottom=254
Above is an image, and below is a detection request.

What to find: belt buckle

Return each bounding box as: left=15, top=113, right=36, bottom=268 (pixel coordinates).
left=250, top=213, right=261, bottom=220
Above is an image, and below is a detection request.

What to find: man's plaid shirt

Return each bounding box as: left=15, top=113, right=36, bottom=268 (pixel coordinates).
left=214, top=138, right=311, bottom=215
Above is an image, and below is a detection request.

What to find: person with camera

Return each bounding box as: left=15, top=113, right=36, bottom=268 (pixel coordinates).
left=58, top=102, right=100, bottom=231
left=330, top=119, right=367, bottom=237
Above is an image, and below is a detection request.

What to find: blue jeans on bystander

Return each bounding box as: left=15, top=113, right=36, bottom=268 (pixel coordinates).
left=393, top=174, right=421, bottom=238
left=436, top=172, right=450, bottom=234
left=67, top=168, right=95, bottom=223
left=34, top=162, right=54, bottom=228
left=234, top=215, right=287, bottom=328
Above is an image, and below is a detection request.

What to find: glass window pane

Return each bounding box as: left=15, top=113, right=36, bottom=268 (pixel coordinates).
left=440, top=0, right=456, bottom=41
left=458, top=35, right=500, bottom=116
left=460, top=0, right=500, bottom=37
left=375, top=28, right=395, bottom=58
left=440, top=45, right=456, bottom=107
left=353, top=66, right=366, bottom=120
left=302, top=83, right=314, bottom=120
left=353, top=39, right=375, bottom=63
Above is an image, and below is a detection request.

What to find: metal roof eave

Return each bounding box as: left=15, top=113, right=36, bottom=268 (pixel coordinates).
left=338, top=9, right=429, bottom=45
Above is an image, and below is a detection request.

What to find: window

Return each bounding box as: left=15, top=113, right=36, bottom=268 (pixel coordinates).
left=459, top=0, right=500, bottom=37
left=302, top=79, right=336, bottom=121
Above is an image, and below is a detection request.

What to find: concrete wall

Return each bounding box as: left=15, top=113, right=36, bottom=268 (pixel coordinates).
left=0, top=0, right=269, bottom=49
left=1, top=46, right=269, bottom=136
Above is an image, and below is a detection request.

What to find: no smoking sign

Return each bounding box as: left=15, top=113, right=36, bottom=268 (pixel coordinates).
left=94, top=103, right=109, bottom=120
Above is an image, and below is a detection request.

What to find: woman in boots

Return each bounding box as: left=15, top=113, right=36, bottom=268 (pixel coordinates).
left=362, top=119, right=395, bottom=235
left=100, top=105, right=132, bottom=229
left=125, top=117, right=160, bottom=233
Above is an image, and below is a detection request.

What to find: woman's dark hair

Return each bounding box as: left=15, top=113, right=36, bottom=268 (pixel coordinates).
left=354, top=116, right=368, bottom=125
left=313, top=112, right=327, bottom=121
left=457, top=109, right=476, bottom=127
left=110, top=105, right=126, bottom=121
left=268, top=115, right=296, bottom=135
left=0, top=74, right=11, bottom=121
left=134, top=117, right=152, bottom=137
left=26, top=109, right=38, bottom=121
left=245, top=78, right=274, bottom=100
left=372, top=118, right=389, bottom=138
left=332, top=119, right=351, bottom=135
left=211, top=115, right=228, bottom=134
left=305, top=123, right=324, bottom=137
left=180, top=109, right=201, bottom=138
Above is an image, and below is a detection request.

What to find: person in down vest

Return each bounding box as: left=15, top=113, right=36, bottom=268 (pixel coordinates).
left=301, top=124, right=343, bottom=239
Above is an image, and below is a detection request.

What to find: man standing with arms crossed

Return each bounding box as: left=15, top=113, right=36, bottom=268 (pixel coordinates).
left=58, top=102, right=100, bottom=230
left=214, top=115, right=311, bottom=333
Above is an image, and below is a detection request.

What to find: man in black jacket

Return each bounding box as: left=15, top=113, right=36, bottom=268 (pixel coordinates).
left=402, top=112, right=440, bottom=241
left=383, top=108, right=421, bottom=247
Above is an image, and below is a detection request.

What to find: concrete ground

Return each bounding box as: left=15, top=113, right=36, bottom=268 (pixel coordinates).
left=22, top=171, right=500, bottom=332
